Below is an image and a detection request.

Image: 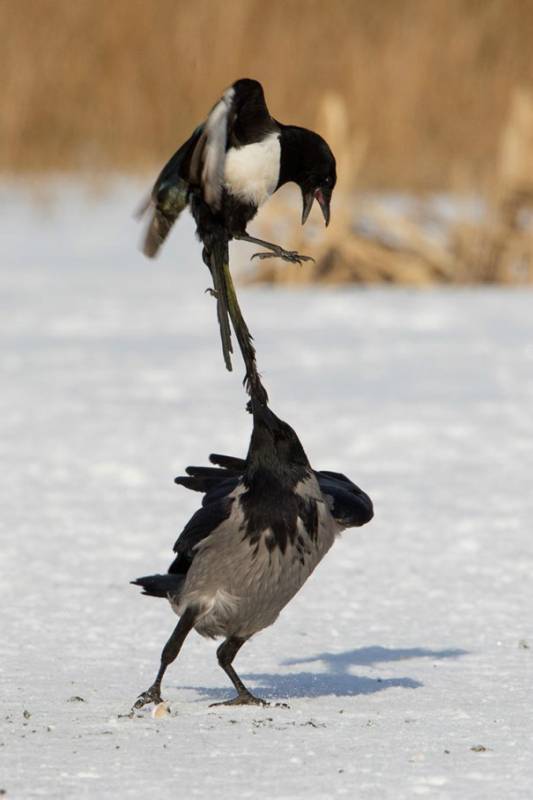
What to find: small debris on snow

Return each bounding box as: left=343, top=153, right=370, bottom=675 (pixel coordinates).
left=471, top=745, right=491, bottom=752
left=67, top=696, right=86, bottom=703
left=252, top=718, right=273, bottom=728
left=22, top=710, right=31, bottom=719
left=518, top=639, right=529, bottom=649
left=152, top=702, right=171, bottom=719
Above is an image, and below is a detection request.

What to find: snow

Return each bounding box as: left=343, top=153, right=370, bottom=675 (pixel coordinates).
left=1, top=178, right=533, bottom=799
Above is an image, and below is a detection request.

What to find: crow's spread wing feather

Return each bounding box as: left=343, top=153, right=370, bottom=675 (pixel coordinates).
left=175, top=453, right=373, bottom=530
left=175, top=473, right=239, bottom=506
left=209, top=453, right=246, bottom=473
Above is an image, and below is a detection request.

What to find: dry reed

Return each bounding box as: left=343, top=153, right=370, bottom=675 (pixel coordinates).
left=3, top=0, right=533, bottom=188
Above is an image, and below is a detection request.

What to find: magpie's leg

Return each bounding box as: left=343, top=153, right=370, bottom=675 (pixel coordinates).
left=210, top=637, right=267, bottom=707
left=133, top=607, right=196, bottom=710
left=233, top=234, right=315, bottom=265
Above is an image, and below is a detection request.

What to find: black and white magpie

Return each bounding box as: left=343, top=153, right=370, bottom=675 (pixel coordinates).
left=138, top=78, right=337, bottom=395
left=131, top=401, right=373, bottom=709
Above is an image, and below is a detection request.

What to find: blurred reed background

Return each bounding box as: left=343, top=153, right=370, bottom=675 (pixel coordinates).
left=3, top=0, right=533, bottom=282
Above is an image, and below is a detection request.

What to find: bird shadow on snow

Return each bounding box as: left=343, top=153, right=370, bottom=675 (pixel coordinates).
left=182, top=645, right=467, bottom=703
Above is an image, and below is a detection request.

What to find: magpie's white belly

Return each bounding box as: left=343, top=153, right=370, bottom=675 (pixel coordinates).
left=224, top=133, right=281, bottom=208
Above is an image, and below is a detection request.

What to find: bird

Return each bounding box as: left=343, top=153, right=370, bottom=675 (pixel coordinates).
left=131, top=400, right=373, bottom=709
left=137, top=78, right=337, bottom=396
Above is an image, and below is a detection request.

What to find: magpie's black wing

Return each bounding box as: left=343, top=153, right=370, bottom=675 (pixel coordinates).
left=138, top=124, right=204, bottom=257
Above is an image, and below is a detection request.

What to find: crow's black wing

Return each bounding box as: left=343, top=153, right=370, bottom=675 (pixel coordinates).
left=175, top=472, right=239, bottom=507
left=319, top=480, right=374, bottom=528
left=176, top=452, right=373, bottom=529
left=317, top=469, right=361, bottom=491
left=209, top=453, right=246, bottom=473
left=169, top=496, right=234, bottom=575
left=175, top=452, right=246, bottom=504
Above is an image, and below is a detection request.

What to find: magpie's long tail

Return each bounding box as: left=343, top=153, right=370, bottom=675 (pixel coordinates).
left=207, top=237, right=234, bottom=372
left=208, top=237, right=268, bottom=405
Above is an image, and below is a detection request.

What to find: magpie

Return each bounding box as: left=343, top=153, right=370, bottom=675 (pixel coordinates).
left=138, top=78, right=337, bottom=395
left=131, top=401, right=373, bottom=709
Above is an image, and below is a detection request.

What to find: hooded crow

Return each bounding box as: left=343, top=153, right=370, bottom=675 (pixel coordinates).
left=137, top=78, right=336, bottom=393
left=131, top=402, right=372, bottom=709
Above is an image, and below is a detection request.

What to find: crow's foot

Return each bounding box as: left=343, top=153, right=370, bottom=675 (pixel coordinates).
left=209, top=692, right=268, bottom=708
left=133, top=686, right=163, bottom=710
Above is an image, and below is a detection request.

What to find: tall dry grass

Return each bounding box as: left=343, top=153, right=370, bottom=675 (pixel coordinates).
left=2, top=0, right=533, bottom=187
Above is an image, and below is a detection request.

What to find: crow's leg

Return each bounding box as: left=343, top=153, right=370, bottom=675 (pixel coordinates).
left=133, top=607, right=196, bottom=710
left=209, top=636, right=267, bottom=707
left=233, top=234, right=315, bottom=265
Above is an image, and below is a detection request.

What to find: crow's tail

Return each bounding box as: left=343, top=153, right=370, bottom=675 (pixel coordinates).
left=131, top=573, right=184, bottom=598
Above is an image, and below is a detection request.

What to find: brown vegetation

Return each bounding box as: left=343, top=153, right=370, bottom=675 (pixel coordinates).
left=3, top=0, right=533, bottom=189
left=247, top=89, right=533, bottom=285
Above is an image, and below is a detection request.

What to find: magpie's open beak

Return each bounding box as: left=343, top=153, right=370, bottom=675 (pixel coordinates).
left=301, top=187, right=331, bottom=227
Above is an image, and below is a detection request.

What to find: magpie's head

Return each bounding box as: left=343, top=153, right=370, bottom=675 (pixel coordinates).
left=299, top=133, right=336, bottom=227
left=246, top=401, right=310, bottom=478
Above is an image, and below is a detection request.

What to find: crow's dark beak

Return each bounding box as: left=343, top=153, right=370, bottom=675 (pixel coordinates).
left=301, top=187, right=331, bottom=226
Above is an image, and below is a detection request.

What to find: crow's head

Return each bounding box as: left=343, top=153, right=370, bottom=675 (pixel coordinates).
left=246, top=401, right=310, bottom=478
left=299, top=132, right=336, bottom=227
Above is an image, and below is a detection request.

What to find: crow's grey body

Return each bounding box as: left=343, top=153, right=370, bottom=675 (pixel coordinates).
left=171, top=475, right=337, bottom=640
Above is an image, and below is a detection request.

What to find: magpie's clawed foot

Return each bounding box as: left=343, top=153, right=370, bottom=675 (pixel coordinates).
left=209, top=691, right=268, bottom=708
left=205, top=287, right=218, bottom=298
left=251, top=249, right=315, bottom=265
left=133, top=686, right=163, bottom=710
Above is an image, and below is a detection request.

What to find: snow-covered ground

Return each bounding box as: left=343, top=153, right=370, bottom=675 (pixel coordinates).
left=1, top=180, right=532, bottom=799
